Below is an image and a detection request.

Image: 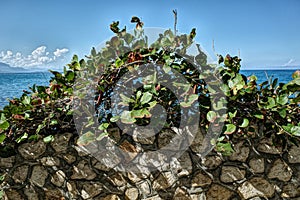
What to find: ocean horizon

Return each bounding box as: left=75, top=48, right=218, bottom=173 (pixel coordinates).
left=0, top=69, right=299, bottom=109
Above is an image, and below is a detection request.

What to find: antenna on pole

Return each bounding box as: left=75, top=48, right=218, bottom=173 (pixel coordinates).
left=173, top=9, right=178, bottom=36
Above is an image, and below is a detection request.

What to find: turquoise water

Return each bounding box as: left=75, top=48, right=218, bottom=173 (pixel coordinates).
left=0, top=70, right=298, bottom=109
left=0, top=72, right=52, bottom=109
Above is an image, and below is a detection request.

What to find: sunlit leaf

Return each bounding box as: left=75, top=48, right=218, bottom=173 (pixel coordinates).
left=239, top=118, right=249, bottom=128
left=224, top=124, right=236, bottom=134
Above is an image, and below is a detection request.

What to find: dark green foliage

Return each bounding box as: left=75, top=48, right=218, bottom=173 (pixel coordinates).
left=0, top=16, right=299, bottom=157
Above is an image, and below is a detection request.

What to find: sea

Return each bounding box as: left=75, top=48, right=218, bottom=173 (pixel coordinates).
left=0, top=69, right=298, bottom=109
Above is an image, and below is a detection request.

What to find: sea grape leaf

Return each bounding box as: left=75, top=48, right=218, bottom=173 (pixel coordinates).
left=224, top=124, right=236, bottom=134
left=240, top=118, right=249, bottom=128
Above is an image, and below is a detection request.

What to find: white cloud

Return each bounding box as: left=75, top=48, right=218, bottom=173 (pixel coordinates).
left=54, top=48, right=69, bottom=57
left=0, top=46, right=69, bottom=68
left=283, top=59, right=296, bottom=66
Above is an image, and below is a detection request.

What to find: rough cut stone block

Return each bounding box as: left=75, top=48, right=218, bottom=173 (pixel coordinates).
left=220, top=166, right=246, bottom=183
left=51, top=132, right=73, bottom=153
left=249, top=158, right=265, bottom=174
left=268, top=159, right=293, bottom=182
left=125, top=187, right=139, bottom=200
left=191, top=171, right=212, bottom=187
left=71, top=160, right=97, bottom=180
left=288, top=145, right=300, bottom=164
left=238, top=177, right=274, bottom=199
left=12, top=165, right=29, bottom=183
left=18, top=140, right=46, bottom=159
left=257, top=138, right=282, bottom=154
left=31, top=165, right=48, bottom=187
left=51, top=170, right=66, bottom=187
left=201, top=155, right=222, bottom=169
left=229, top=141, right=250, bottom=162
left=206, top=184, right=234, bottom=200
left=4, top=189, right=24, bottom=200
left=81, top=182, right=103, bottom=199
left=281, top=183, right=300, bottom=198
left=153, top=171, right=177, bottom=190
left=0, top=156, right=15, bottom=168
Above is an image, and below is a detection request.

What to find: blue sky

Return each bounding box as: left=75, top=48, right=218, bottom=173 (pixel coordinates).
left=0, top=0, right=300, bottom=70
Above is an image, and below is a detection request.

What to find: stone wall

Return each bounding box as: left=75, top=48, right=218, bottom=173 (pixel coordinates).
left=0, top=129, right=300, bottom=200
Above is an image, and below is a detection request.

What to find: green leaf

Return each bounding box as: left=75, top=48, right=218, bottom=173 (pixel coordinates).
left=291, top=126, right=300, bottom=136
left=50, top=120, right=58, bottom=125
left=239, top=118, right=249, bottom=128
left=136, top=91, right=142, bottom=100
left=99, top=123, right=109, bottom=130
left=216, top=142, right=234, bottom=156
left=110, top=116, right=120, bottom=123
left=148, top=101, right=157, bottom=108
left=22, top=96, right=31, bottom=105
left=119, top=94, right=135, bottom=105
left=224, top=124, right=236, bottom=134
left=0, top=121, right=9, bottom=131
left=120, top=111, right=136, bottom=124
left=96, top=131, right=109, bottom=141
left=43, top=135, right=54, bottom=143
left=140, top=92, right=153, bottom=105
left=77, top=131, right=95, bottom=146
left=207, top=111, right=217, bottom=123
left=278, top=108, right=286, bottom=118
left=28, top=134, right=39, bottom=141
left=16, top=133, right=28, bottom=143
left=276, top=94, right=289, bottom=105
left=254, top=114, right=264, bottom=119
left=0, top=134, right=6, bottom=143
left=266, top=97, right=276, bottom=109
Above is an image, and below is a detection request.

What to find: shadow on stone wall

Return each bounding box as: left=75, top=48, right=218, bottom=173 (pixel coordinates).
left=0, top=128, right=300, bottom=200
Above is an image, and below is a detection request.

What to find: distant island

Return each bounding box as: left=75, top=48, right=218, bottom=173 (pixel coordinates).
left=0, top=62, right=48, bottom=73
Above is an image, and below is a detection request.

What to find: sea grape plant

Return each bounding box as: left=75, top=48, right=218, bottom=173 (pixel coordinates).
left=0, top=16, right=299, bottom=157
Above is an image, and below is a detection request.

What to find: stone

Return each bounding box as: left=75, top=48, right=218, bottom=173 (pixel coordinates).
left=51, top=170, right=66, bottom=187
left=133, top=127, right=156, bottom=144
left=62, top=154, right=77, bottom=164
left=80, top=182, right=103, bottom=199
left=288, top=145, right=300, bottom=164
left=238, top=177, right=274, bottom=199
left=101, top=194, right=121, bottom=200
left=125, top=187, right=139, bottom=200
left=51, top=132, right=73, bottom=153
left=12, top=165, right=28, bottom=184
left=170, top=152, right=193, bottom=177
left=268, top=159, right=293, bottom=182
left=257, top=138, right=282, bottom=154
left=127, top=169, right=149, bottom=183
left=173, top=187, right=191, bottom=199
left=158, top=129, right=183, bottom=151
left=67, top=181, right=79, bottom=199
left=24, top=185, right=39, bottom=200
left=153, top=171, right=177, bottom=190
left=190, top=193, right=206, bottom=200
left=44, top=188, right=64, bottom=200
left=138, top=151, right=168, bottom=170
left=190, top=127, right=205, bottom=154
left=71, top=160, right=97, bottom=180
left=206, top=184, right=234, bottom=200
left=119, top=140, right=139, bottom=162
left=281, top=183, right=300, bottom=198
left=108, top=127, right=121, bottom=142
left=40, top=156, right=60, bottom=166
left=31, top=165, right=48, bottom=187
left=92, top=149, right=121, bottom=172
left=191, top=171, right=212, bottom=187
left=220, top=166, right=246, bottom=183
left=137, top=180, right=152, bottom=197
left=4, top=189, right=24, bottom=200
left=18, top=140, right=46, bottom=159
left=143, top=195, right=162, bottom=200
left=107, top=172, right=127, bottom=187
left=0, top=156, right=15, bottom=168
left=229, top=141, right=250, bottom=162
left=249, top=158, right=265, bottom=174
left=201, top=155, right=222, bottom=169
